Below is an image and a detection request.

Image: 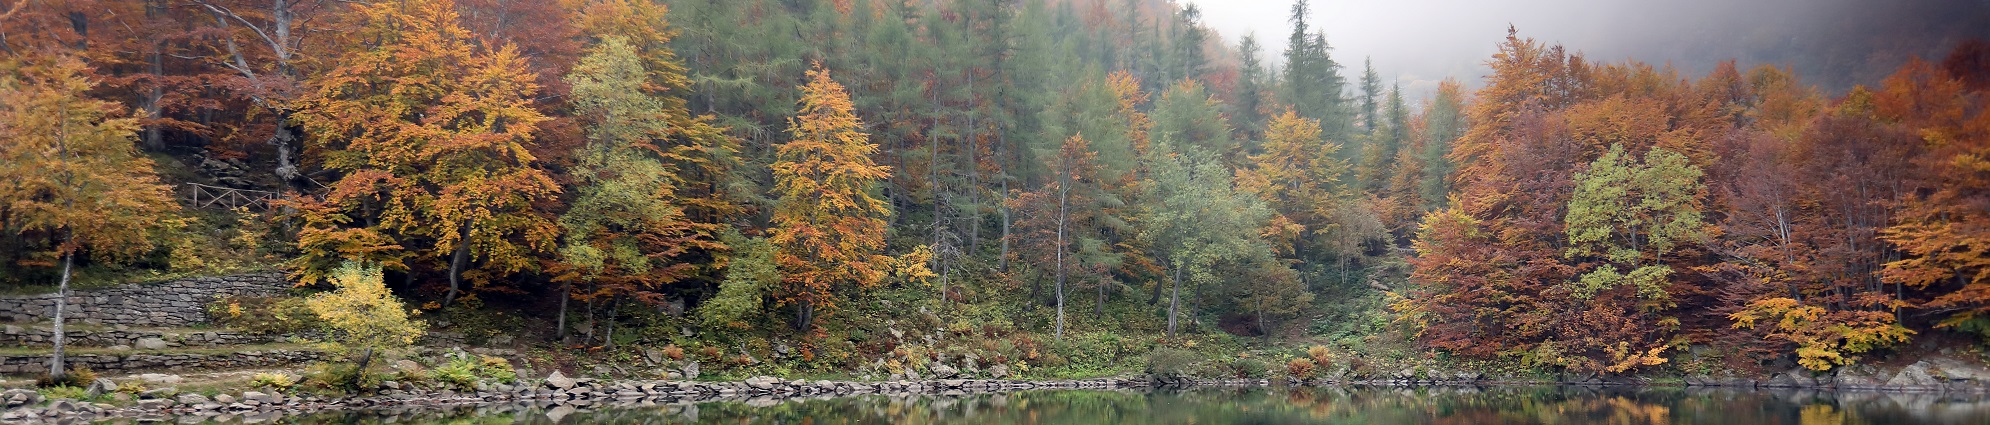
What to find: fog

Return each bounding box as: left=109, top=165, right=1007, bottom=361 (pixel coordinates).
left=1183, top=0, right=1990, bottom=98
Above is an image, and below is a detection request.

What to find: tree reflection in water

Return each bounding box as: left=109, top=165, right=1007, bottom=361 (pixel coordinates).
left=189, top=386, right=1990, bottom=424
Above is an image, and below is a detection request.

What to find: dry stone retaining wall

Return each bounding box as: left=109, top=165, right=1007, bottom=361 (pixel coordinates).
left=0, top=350, right=321, bottom=375
left=0, top=272, right=290, bottom=327
left=0, top=325, right=280, bottom=348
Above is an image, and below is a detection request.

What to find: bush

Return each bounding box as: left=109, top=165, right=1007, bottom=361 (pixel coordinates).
left=209, top=296, right=318, bottom=335
left=1286, top=358, right=1317, bottom=378
left=662, top=345, right=685, bottom=361
left=1145, top=348, right=1199, bottom=378
left=35, top=367, right=95, bottom=388
left=38, top=386, right=88, bottom=401
left=1232, top=357, right=1271, bottom=379
left=434, top=358, right=478, bottom=389
left=250, top=373, right=296, bottom=389
left=1307, top=345, right=1333, bottom=369
left=478, top=356, right=517, bottom=383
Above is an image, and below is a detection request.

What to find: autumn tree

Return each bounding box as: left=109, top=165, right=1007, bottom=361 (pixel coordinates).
left=770, top=66, right=894, bottom=330
left=1879, top=51, right=1990, bottom=340
left=292, top=0, right=557, bottom=306
left=1009, top=135, right=1120, bottom=339
left=0, top=57, right=182, bottom=380
left=551, top=36, right=716, bottom=344
left=304, top=261, right=426, bottom=389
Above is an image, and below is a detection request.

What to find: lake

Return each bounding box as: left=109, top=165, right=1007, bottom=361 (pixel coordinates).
left=162, top=385, right=1990, bottom=424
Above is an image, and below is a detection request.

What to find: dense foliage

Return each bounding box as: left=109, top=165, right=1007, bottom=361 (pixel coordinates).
left=1, top=0, right=1986, bottom=380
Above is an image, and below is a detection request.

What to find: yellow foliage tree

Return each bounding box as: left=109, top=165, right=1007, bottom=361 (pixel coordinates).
left=305, top=262, right=426, bottom=385
left=0, top=57, right=183, bottom=380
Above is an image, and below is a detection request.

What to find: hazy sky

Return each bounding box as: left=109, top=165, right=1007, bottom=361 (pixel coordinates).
left=1180, top=0, right=1990, bottom=99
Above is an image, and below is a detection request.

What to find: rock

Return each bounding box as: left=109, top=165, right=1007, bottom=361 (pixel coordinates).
left=1929, top=357, right=1990, bottom=384
left=1886, top=361, right=1942, bottom=388
left=544, top=370, right=577, bottom=390
left=681, top=361, right=700, bottom=380
left=665, top=371, right=683, bottom=380
left=86, top=378, right=119, bottom=397
left=176, top=394, right=210, bottom=405
left=47, top=399, right=79, bottom=413
left=1834, top=364, right=1887, bottom=389
left=379, top=380, right=401, bottom=390
left=546, top=405, right=576, bottom=422
left=930, top=363, right=960, bottom=379
left=135, top=337, right=169, bottom=350
left=108, top=345, right=133, bottom=351
left=774, top=341, right=792, bottom=357
left=240, top=391, right=273, bottom=404
left=393, top=359, right=423, bottom=372
left=137, top=373, right=184, bottom=385
left=138, top=388, right=177, bottom=400
left=644, top=348, right=664, bottom=364
left=136, top=399, right=172, bottom=410
left=745, top=376, right=780, bottom=390
left=988, top=364, right=1010, bottom=379
left=212, top=394, right=236, bottom=404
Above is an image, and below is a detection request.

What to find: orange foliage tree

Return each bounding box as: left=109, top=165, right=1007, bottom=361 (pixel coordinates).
left=770, top=66, right=894, bottom=331
left=291, top=0, right=557, bottom=305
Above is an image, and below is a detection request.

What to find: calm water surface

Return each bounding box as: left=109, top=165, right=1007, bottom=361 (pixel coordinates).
left=161, top=386, right=1990, bottom=424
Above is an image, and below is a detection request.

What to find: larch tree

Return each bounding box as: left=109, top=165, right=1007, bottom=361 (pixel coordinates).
left=292, top=0, right=558, bottom=305
left=0, top=57, right=182, bottom=380
left=770, top=66, right=894, bottom=331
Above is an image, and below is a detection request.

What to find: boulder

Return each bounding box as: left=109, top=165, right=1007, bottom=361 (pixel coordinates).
left=987, top=364, right=1010, bottom=379
left=176, top=394, right=210, bottom=405
left=929, top=363, right=960, bottom=379
left=681, top=361, right=700, bottom=380
left=1885, top=361, right=1942, bottom=388
left=544, top=370, right=577, bottom=390
left=745, top=376, right=780, bottom=390
left=86, top=378, right=119, bottom=397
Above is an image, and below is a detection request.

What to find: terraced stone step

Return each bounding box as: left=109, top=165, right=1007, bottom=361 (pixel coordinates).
left=0, top=324, right=288, bottom=349
left=0, top=344, right=322, bottom=375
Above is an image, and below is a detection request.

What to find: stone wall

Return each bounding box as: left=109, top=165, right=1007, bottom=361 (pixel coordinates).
left=0, top=350, right=321, bottom=375
left=0, top=325, right=281, bottom=348
left=0, top=272, right=290, bottom=327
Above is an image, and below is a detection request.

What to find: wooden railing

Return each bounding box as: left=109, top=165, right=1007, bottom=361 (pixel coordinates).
left=182, top=183, right=283, bottom=210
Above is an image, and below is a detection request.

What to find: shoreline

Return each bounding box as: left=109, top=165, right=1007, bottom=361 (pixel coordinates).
left=6, top=372, right=1990, bottom=424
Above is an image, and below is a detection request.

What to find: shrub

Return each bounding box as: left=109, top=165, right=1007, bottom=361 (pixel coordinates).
left=434, top=358, right=479, bottom=389
left=1232, top=357, right=1271, bottom=379
left=35, top=367, right=95, bottom=388
left=249, top=372, right=296, bottom=389
left=304, top=262, right=425, bottom=389
left=478, top=356, right=518, bottom=383
left=662, top=345, right=685, bottom=361
left=1286, top=358, right=1317, bottom=378
left=1145, top=348, right=1199, bottom=378
left=38, top=386, right=88, bottom=401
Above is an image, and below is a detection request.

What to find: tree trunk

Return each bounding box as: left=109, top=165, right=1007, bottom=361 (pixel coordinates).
left=1167, top=264, right=1182, bottom=338
left=444, top=226, right=469, bottom=306
left=796, top=300, right=814, bottom=331
left=554, top=280, right=571, bottom=341
left=49, top=252, right=73, bottom=380
left=602, top=296, right=618, bottom=350
left=350, top=347, right=374, bottom=391
left=1054, top=177, right=1068, bottom=341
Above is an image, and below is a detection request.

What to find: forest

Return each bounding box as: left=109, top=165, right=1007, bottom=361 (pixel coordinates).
left=2, top=0, right=1987, bottom=383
